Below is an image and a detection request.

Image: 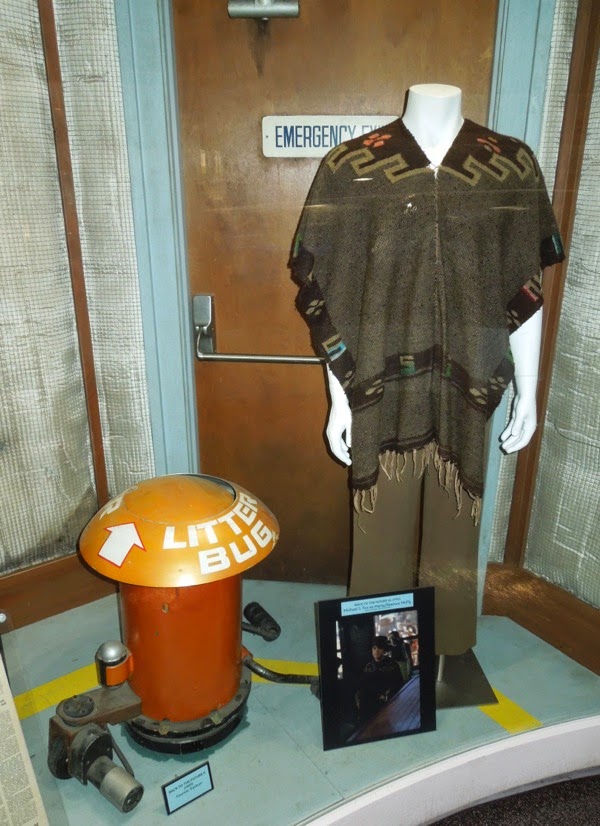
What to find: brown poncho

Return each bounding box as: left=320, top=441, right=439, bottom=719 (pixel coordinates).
left=290, top=118, right=564, bottom=521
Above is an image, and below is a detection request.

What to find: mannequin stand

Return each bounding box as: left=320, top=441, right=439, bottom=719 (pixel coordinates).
left=435, top=650, right=497, bottom=709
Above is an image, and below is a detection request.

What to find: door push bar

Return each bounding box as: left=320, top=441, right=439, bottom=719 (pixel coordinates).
left=193, top=294, right=323, bottom=364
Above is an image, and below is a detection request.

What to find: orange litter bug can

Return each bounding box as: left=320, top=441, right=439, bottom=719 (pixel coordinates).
left=79, top=474, right=279, bottom=752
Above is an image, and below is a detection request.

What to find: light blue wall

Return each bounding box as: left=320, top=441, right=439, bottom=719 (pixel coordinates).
left=114, top=0, right=198, bottom=476
left=478, top=0, right=558, bottom=607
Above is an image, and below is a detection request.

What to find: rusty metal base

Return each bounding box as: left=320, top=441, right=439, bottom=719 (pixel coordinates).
left=125, top=667, right=252, bottom=754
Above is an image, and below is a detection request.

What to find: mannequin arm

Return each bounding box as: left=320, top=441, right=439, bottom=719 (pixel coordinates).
left=500, top=309, right=543, bottom=453
left=325, top=365, right=352, bottom=465
left=325, top=309, right=542, bottom=460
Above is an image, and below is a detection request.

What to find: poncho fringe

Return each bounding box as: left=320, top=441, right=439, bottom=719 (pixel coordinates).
left=352, top=443, right=482, bottom=526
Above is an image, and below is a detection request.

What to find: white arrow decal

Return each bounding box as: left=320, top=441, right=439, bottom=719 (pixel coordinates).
left=98, top=523, right=144, bottom=567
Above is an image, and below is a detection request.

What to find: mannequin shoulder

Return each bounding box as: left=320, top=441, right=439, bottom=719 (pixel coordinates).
left=460, top=120, right=541, bottom=181
left=465, top=120, right=538, bottom=164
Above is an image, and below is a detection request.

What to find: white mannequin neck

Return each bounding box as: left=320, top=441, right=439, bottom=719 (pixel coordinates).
left=402, top=83, right=464, bottom=167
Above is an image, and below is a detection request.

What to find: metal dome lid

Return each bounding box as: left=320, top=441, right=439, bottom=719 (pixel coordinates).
left=79, top=474, right=279, bottom=587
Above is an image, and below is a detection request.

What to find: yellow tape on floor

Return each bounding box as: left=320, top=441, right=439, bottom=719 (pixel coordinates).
left=247, top=658, right=319, bottom=684
left=14, top=660, right=319, bottom=721
left=15, top=664, right=97, bottom=721
left=478, top=688, right=542, bottom=734
left=15, top=662, right=539, bottom=737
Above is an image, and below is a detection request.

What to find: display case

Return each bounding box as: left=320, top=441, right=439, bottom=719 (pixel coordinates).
left=0, top=1, right=598, bottom=824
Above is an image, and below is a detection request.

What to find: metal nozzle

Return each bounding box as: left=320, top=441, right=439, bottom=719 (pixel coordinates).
left=87, top=756, right=144, bottom=813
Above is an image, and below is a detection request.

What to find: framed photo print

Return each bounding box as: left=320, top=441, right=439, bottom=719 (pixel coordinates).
left=315, top=588, right=436, bottom=750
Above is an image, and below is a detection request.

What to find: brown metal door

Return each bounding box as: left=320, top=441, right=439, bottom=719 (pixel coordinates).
left=172, top=0, right=498, bottom=584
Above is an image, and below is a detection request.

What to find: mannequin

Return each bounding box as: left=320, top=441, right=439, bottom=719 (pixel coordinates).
left=290, top=82, right=563, bottom=658
left=325, top=84, right=543, bottom=466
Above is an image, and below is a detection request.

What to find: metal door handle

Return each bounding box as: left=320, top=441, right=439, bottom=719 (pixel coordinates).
left=193, top=294, right=323, bottom=364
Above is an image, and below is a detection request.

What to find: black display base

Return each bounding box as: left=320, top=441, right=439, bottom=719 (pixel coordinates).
left=125, top=666, right=252, bottom=754
left=435, top=649, right=498, bottom=709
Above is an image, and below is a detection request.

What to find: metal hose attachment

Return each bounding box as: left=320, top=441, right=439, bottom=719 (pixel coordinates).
left=242, top=652, right=319, bottom=696
left=242, top=601, right=281, bottom=641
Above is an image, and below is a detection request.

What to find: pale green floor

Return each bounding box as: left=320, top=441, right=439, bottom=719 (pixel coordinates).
left=4, top=580, right=600, bottom=826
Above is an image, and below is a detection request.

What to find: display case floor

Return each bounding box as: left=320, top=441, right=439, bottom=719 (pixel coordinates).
left=4, top=579, right=600, bottom=826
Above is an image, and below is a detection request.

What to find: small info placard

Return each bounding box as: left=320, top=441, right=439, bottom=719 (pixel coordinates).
left=162, top=762, right=213, bottom=814
left=262, top=115, right=397, bottom=158
left=341, top=592, right=415, bottom=617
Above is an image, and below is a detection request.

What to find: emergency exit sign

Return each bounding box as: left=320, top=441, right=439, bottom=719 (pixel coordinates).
left=262, top=115, right=397, bottom=158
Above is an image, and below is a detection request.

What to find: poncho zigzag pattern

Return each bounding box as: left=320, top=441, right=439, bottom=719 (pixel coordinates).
left=291, top=118, right=564, bottom=523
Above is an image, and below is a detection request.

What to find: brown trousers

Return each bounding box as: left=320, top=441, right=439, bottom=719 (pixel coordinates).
left=349, top=452, right=480, bottom=656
